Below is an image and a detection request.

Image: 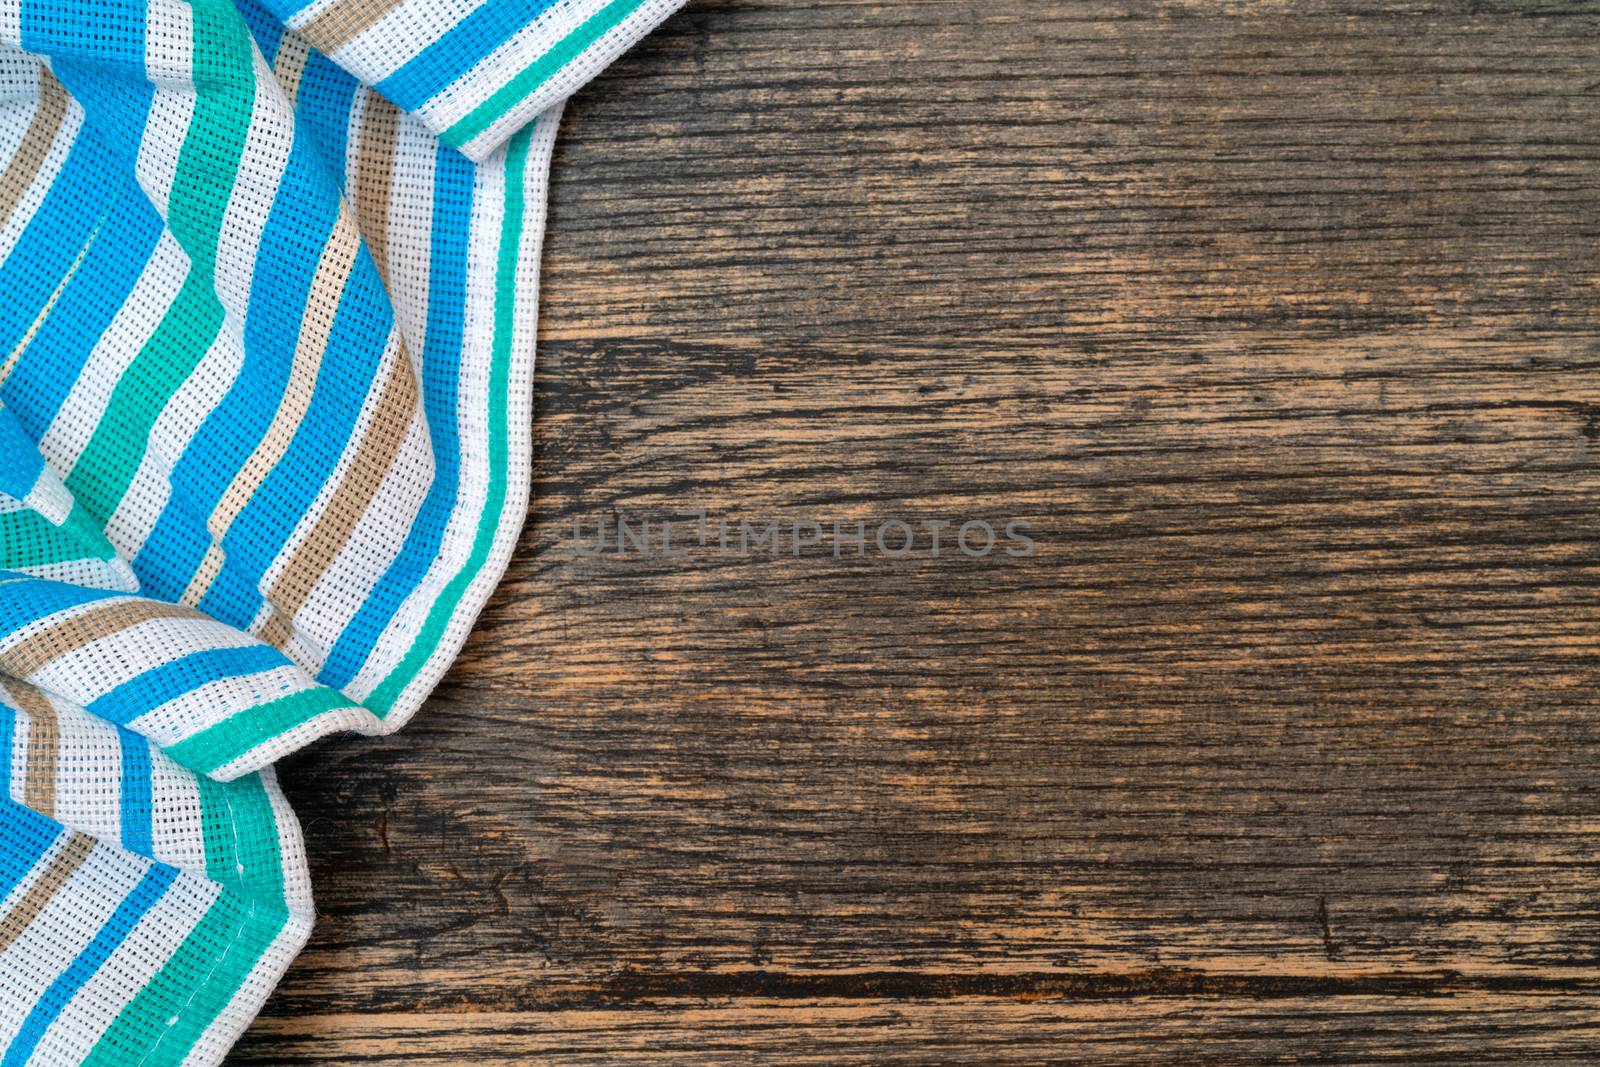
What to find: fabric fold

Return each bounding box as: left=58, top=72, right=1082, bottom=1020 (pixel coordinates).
left=0, top=572, right=376, bottom=781
left=0, top=0, right=685, bottom=1061
left=0, top=408, right=137, bottom=593
left=0, top=691, right=313, bottom=1067
left=264, top=0, right=687, bottom=160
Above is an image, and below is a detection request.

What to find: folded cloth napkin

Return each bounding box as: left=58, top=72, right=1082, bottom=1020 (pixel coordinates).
left=0, top=0, right=683, bottom=1062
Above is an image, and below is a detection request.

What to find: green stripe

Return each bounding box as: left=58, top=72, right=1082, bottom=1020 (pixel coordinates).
left=84, top=773, right=291, bottom=1066
left=0, top=510, right=114, bottom=570
left=65, top=0, right=255, bottom=520
left=367, top=125, right=534, bottom=713
left=66, top=290, right=224, bottom=519
left=81, top=895, right=289, bottom=1067
left=61, top=500, right=121, bottom=560
left=194, top=772, right=285, bottom=897
left=161, top=686, right=356, bottom=774
left=442, top=0, right=649, bottom=148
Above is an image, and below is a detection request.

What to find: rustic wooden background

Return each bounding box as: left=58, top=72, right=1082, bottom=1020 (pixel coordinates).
left=230, top=1, right=1600, bottom=1062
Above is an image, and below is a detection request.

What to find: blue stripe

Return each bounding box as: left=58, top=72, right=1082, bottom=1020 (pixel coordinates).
left=3, top=861, right=179, bottom=1067
left=0, top=407, right=45, bottom=503
left=0, top=573, right=125, bottom=638
left=248, top=0, right=316, bottom=22
left=45, top=52, right=156, bottom=172
left=287, top=49, right=359, bottom=173
left=2, top=180, right=165, bottom=444
left=131, top=144, right=342, bottom=610
left=198, top=264, right=398, bottom=624
left=375, top=0, right=563, bottom=113
left=233, top=0, right=287, bottom=66
left=86, top=643, right=292, bottom=726
left=0, top=137, right=115, bottom=388
left=7, top=54, right=159, bottom=526
left=0, top=701, right=13, bottom=790
left=19, top=0, right=147, bottom=75
left=320, top=142, right=476, bottom=688
left=117, top=730, right=153, bottom=857
left=0, top=799, right=64, bottom=912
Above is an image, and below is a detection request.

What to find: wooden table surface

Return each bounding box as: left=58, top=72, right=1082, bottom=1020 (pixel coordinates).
left=230, top=2, right=1600, bottom=1062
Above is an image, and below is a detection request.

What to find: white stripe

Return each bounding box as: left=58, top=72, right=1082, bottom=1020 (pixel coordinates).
left=386, top=107, right=436, bottom=360
left=260, top=766, right=314, bottom=915
left=147, top=752, right=209, bottom=873
left=213, top=51, right=297, bottom=320
left=43, top=868, right=216, bottom=1065
left=345, top=141, right=507, bottom=699
left=19, top=465, right=71, bottom=526
left=0, top=842, right=147, bottom=1050
left=38, top=697, right=124, bottom=840
left=283, top=406, right=429, bottom=659
left=0, top=53, right=43, bottom=178
left=0, top=0, right=22, bottom=47
left=26, top=614, right=267, bottom=706
left=143, top=0, right=200, bottom=86
left=13, top=557, right=136, bottom=590
left=127, top=665, right=371, bottom=746
left=136, top=1, right=196, bottom=218
left=103, top=327, right=239, bottom=563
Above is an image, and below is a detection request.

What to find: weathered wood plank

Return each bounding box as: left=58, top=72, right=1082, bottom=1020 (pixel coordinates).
left=233, top=0, right=1600, bottom=1059
left=235, top=995, right=1600, bottom=1064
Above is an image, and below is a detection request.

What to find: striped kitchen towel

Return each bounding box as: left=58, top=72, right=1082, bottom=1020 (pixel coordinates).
left=0, top=0, right=684, bottom=1062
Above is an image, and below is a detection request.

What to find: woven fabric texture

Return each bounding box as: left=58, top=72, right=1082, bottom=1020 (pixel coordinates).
left=0, top=0, right=684, bottom=1062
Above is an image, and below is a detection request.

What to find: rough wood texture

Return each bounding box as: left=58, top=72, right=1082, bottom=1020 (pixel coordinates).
left=231, top=1, right=1600, bottom=1062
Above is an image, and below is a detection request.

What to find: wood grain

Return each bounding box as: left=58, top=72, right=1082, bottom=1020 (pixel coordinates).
left=231, top=1, right=1600, bottom=1062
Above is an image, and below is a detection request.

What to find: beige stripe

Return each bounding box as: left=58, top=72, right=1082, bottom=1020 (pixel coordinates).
left=297, top=0, right=406, bottom=53
left=0, top=599, right=206, bottom=680
left=180, top=544, right=226, bottom=609
left=183, top=220, right=366, bottom=610
left=183, top=92, right=406, bottom=615
left=353, top=91, right=400, bottom=286
left=258, top=343, right=418, bottom=647
left=0, top=68, right=68, bottom=232
left=273, top=30, right=314, bottom=109
left=256, top=611, right=291, bottom=653
left=0, top=832, right=94, bottom=954
left=6, top=680, right=58, bottom=818
left=185, top=93, right=401, bottom=607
